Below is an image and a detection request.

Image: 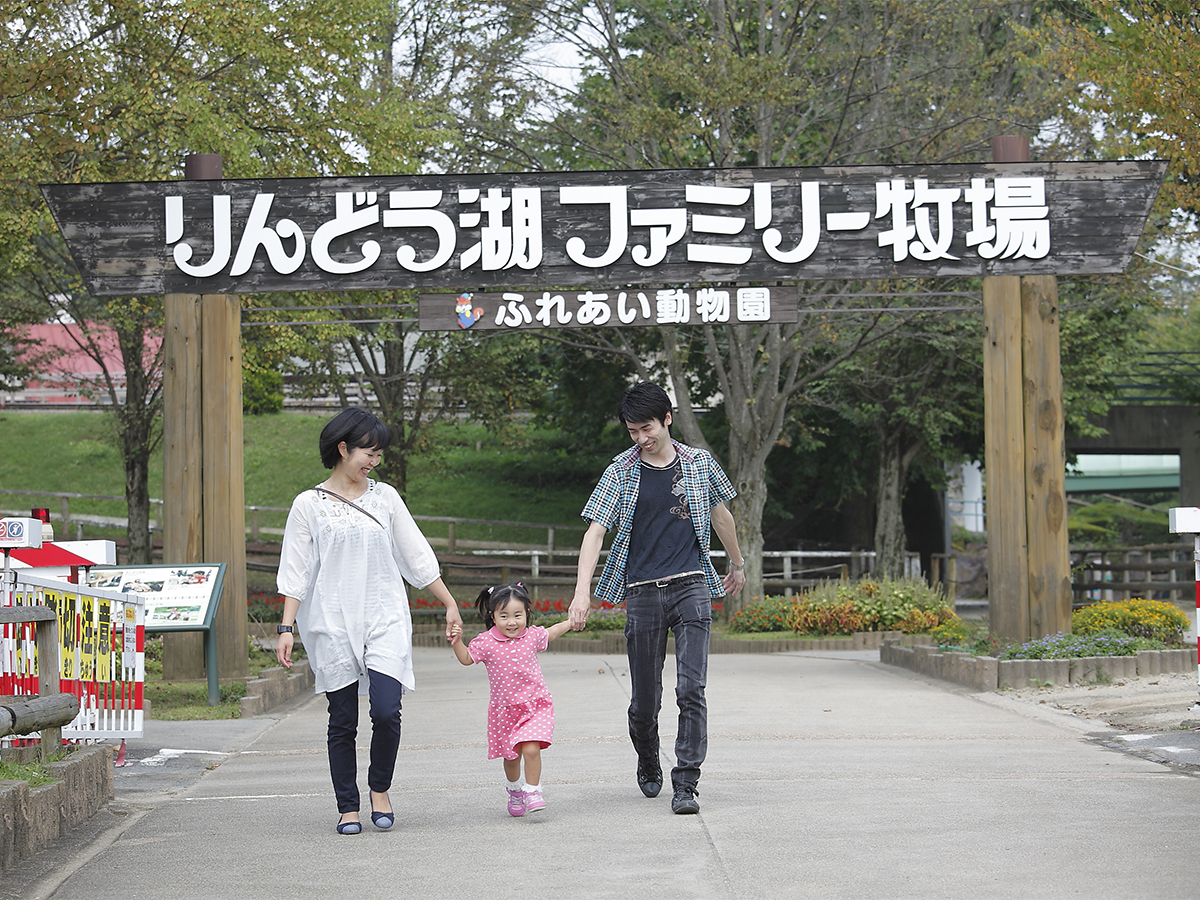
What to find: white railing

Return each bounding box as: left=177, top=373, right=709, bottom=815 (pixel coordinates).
left=464, top=547, right=921, bottom=589
left=2, top=568, right=145, bottom=742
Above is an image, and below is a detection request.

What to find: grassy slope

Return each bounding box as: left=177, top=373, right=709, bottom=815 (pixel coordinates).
left=0, top=409, right=605, bottom=543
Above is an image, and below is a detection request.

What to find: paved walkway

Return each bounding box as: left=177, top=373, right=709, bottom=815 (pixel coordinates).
left=9, top=647, right=1200, bottom=900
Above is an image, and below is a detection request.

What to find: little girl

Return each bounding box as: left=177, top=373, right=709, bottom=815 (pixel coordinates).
left=449, top=583, right=575, bottom=817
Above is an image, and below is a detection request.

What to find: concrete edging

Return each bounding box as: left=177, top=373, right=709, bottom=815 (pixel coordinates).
left=237, top=660, right=315, bottom=718
left=0, top=743, right=113, bottom=873
left=880, top=640, right=1196, bottom=692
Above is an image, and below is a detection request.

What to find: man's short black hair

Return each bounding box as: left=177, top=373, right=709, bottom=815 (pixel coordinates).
left=318, top=408, right=392, bottom=469
left=618, top=382, right=672, bottom=426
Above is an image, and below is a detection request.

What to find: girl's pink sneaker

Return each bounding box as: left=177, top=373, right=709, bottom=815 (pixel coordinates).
left=524, top=789, right=546, bottom=813
left=506, top=788, right=526, bottom=817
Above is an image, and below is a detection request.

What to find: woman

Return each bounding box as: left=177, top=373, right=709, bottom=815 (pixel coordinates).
left=276, top=407, right=463, bottom=834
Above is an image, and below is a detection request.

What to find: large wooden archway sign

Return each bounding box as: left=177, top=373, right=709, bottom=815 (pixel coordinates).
left=43, top=143, right=1165, bottom=666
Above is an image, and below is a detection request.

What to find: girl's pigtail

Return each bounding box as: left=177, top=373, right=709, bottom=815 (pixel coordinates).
left=475, top=586, right=495, bottom=627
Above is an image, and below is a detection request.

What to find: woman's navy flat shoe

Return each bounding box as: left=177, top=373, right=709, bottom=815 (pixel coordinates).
left=336, top=820, right=362, bottom=835
left=371, top=811, right=394, bottom=830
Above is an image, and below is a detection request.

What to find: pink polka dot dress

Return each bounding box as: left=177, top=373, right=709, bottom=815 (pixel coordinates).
left=467, top=625, right=555, bottom=760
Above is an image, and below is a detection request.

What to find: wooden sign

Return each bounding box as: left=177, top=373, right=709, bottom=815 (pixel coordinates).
left=41, top=161, right=1165, bottom=298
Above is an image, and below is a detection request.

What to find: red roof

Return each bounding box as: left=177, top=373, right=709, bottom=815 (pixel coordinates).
left=8, top=545, right=97, bottom=567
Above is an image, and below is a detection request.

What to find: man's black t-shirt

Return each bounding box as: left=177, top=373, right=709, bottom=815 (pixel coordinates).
left=624, top=457, right=701, bottom=583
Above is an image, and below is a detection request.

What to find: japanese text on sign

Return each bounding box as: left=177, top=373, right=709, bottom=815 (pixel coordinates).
left=165, top=177, right=1050, bottom=281
left=422, top=286, right=799, bottom=331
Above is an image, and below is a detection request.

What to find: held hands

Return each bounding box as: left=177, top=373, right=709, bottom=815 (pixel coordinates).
left=444, top=604, right=464, bottom=643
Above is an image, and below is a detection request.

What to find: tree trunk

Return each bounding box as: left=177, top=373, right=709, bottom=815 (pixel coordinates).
left=123, top=442, right=153, bottom=563
left=874, top=430, right=906, bottom=580
left=111, top=310, right=161, bottom=565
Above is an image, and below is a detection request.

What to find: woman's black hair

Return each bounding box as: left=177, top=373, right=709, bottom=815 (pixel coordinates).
left=318, top=408, right=392, bottom=470
left=475, top=583, right=532, bottom=628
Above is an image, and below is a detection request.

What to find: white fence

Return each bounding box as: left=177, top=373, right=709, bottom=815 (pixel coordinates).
left=2, top=568, right=145, bottom=743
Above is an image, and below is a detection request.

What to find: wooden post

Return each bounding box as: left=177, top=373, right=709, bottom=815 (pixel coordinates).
left=984, top=273, right=1030, bottom=642
left=1023, top=274, right=1072, bottom=636
left=984, top=135, right=1071, bottom=642
left=161, top=153, right=248, bottom=682
left=202, top=290, right=248, bottom=680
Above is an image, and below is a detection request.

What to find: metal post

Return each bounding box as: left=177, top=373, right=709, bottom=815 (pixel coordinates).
left=1193, top=534, right=1200, bottom=711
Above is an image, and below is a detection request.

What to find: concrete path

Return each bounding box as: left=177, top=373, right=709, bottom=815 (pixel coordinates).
left=8, top=648, right=1200, bottom=900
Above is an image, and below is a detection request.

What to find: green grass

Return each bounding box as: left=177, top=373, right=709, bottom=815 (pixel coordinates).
left=141, top=637, right=304, bottom=720
left=0, top=410, right=604, bottom=544
left=0, top=754, right=67, bottom=787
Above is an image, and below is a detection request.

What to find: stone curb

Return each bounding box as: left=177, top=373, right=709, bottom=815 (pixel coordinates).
left=880, top=640, right=1196, bottom=692
left=0, top=743, right=113, bottom=873
left=237, top=660, right=315, bottom=718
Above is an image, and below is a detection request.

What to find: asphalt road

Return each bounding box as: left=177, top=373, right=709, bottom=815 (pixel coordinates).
left=6, top=648, right=1200, bottom=900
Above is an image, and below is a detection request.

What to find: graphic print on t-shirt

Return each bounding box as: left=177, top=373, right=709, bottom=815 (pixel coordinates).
left=669, top=465, right=691, bottom=521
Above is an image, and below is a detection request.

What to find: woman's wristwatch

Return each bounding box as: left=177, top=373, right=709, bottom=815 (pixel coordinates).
left=729, top=559, right=745, bottom=571
left=277, top=624, right=295, bottom=634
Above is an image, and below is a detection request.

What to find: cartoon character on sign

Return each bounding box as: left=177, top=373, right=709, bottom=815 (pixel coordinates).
left=455, top=292, right=485, bottom=329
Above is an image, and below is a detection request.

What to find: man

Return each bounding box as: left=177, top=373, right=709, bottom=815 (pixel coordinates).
left=569, top=382, right=746, bottom=815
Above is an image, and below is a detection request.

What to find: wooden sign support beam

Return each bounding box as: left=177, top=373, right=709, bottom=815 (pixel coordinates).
left=984, top=136, right=1072, bottom=644
left=162, top=153, right=248, bottom=683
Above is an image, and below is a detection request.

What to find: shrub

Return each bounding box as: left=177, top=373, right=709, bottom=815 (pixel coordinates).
left=727, top=597, right=801, bottom=633
left=1073, top=598, right=1190, bottom=645
left=930, top=616, right=971, bottom=648
left=730, top=579, right=954, bottom=636
left=786, top=600, right=865, bottom=636
left=242, top=365, right=284, bottom=415
left=248, top=592, right=284, bottom=622
left=930, top=615, right=1005, bottom=655
left=582, top=607, right=627, bottom=631
left=998, top=628, right=1165, bottom=660
left=795, top=578, right=953, bottom=632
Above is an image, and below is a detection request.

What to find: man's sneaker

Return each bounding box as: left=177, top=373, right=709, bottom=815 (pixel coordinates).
left=671, top=785, right=700, bottom=815
left=637, top=759, right=663, bottom=798
left=524, top=789, right=546, bottom=813
left=506, top=788, right=526, bottom=817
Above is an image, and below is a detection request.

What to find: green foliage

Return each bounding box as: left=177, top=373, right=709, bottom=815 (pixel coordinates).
left=1066, top=501, right=1173, bottom=545
left=1073, top=598, right=1190, bottom=645
left=998, top=628, right=1164, bottom=660
left=727, top=597, right=801, bottom=634
left=581, top=608, right=627, bottom=632
left=786, top=600, right=866, bottom=637
left=242, top=364, right=285, bottom=416
left=728, top=579, right=954, bottom=635
left=930, top=616, right=1006, bottom=655
left=0, top=755, right=65, bottom=787
left=800, top=579, right=954, bottom=632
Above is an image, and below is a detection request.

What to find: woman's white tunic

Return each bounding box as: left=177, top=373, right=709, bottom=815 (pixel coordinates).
left=277, top=480, right=441, bottom=694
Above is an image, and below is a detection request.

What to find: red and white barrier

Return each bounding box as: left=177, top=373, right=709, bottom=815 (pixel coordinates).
left=2, top=569, right=144, bottom=743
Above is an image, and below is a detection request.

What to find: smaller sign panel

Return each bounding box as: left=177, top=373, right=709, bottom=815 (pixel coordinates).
left=419, top=285, right=799, bottom=331
left=87, top=564, right=225, bottom=630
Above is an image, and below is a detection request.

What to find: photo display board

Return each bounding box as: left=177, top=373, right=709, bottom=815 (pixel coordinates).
left=87, top=564, right=225, bottom=631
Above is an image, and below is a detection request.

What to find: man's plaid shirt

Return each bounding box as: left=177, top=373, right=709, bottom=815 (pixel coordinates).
left=581, top=440, right=737, bottom=605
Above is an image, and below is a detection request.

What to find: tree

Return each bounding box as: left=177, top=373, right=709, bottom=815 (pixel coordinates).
left=492, top=1, right=1065, bottom=608
left=820, top=292, right=985, bottom=578
left=0, top=0, right=437, bottom=559
left=1040, top=1, right=1200, bottom=218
